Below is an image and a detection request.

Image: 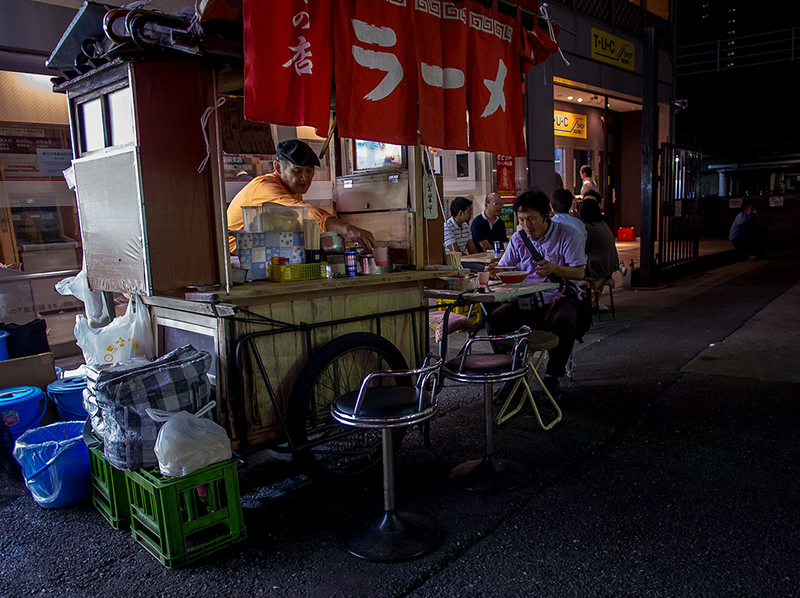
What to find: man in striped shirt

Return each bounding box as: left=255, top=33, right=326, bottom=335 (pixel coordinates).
left=444, top=196, right=478, bottom=255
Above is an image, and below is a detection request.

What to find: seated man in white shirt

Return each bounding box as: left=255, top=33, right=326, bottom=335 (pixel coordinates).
left=550, top=188, right=587, bottom=247
left=444, top=196, right=478, bottom=255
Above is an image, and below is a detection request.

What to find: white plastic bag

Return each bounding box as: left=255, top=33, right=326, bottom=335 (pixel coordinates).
left=74, top=296, right=155, bottom=366
left=146, top=402, right=231, bottom=477
left=55, top=267, right=109, bottom=328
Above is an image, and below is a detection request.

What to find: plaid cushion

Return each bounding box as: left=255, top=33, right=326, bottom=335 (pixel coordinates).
left=94, top=345, right=212, bottom=471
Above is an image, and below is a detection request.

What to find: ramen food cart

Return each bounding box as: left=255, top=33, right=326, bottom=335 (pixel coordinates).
left=48, top=0, right=548, bottom=479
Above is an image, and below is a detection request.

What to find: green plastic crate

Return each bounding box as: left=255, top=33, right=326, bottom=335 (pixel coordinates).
left=89, top=447, right=131, bottom=530
left=125, top=458, right=246, bottom=569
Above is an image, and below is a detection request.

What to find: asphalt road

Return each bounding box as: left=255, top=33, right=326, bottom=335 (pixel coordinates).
left=1, top=250, right=799, bottom=598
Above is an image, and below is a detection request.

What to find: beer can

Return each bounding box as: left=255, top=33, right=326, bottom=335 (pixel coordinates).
left=345, top=251, right=357, bottom=277
left=493, top=241, right=502, bottom=254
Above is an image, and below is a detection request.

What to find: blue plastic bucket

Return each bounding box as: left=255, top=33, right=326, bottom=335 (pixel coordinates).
left=47, top=376, right=88, bottom=421
left=12, top=421, right=90, bottom=508
left=0, top=386, right=47, bottom=440
left=0, top=330, right=8, bottom=361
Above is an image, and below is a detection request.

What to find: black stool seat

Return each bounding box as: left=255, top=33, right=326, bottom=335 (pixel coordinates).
left=441, top=326, right=533, bottom=493
left=329, top=356, right=443, bottom=562
left=335, top=386, right=432, bottom=424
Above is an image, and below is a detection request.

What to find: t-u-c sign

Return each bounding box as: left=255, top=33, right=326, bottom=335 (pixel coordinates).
left=590, top=28, right=635, bottom=71
left=554, top=110, right=586, bottom=138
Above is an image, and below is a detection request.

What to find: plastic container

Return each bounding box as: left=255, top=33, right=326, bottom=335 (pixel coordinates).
left=617, top=227, right=635, bottom=241
left=125, top=458, right=246, bottom=568
left=89, top=446, right=131, bottom=529
left=440, top=275, right=479, bottom=291
left=47, top=376, right=89, bottom=421
left=268, top=262, right=327, bottom=282
left=12, top=421, right=91, bottom=508
left=0, top=330, right=8, bottom=361
left=0, top=386, right=47, bottom=440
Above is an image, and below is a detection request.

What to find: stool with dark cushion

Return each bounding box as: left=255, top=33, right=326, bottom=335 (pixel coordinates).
left=443, top=326, right=531, bottom=492
left=330, top=356, right=443, bottom=562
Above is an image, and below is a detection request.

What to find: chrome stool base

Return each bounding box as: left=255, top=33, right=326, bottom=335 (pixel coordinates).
left=451, top=454, right=531, bottom=493
left=345, top=510, right=441, bottom=562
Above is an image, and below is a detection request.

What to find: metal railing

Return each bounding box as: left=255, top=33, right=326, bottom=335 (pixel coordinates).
left=656, top=144, right=702, bottom=273
left=677, top=28, right=797, bottom=76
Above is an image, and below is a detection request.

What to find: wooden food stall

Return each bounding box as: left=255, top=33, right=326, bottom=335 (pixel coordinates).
left=48, top=0, right=544, bottom=479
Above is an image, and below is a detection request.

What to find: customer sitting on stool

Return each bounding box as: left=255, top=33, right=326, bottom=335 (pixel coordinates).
left=485, top=190, right=586, bottom=396
left=729, top=203, right=770, bottom=258
left=580, top=197, right=619, bottom=312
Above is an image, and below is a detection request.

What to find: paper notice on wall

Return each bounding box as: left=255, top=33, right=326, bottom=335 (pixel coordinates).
left=36, top=148, right=73, bottom=177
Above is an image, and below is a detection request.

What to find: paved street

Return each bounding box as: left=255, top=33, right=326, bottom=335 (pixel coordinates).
left=2, top=249, right=799, bottom=598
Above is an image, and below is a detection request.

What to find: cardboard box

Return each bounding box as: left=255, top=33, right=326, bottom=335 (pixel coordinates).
left=233, top=232, right=305, bottom=280
left=0, top=352, right=60, bottom=425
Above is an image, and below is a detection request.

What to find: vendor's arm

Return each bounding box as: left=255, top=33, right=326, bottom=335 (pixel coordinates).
left=465, top=238, right=478, bottom=254
left=324, top=217, right=376, bottom=252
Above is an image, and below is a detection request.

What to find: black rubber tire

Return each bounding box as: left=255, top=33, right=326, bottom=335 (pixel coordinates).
left=286, top=332, right=410, bottom=482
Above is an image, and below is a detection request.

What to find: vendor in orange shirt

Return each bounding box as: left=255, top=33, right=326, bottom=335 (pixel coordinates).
left=227, top=139, right=376, bottom=254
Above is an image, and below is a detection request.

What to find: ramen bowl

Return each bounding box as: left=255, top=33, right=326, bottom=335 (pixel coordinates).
left=497, top=270, right=528, bottom=284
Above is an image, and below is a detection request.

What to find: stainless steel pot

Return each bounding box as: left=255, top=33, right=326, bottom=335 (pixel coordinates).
left=321, top=232, right=345, bottom=254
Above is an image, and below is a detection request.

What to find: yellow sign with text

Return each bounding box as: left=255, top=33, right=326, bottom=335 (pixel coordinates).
left=554, top=110, right=586, bottom=138
left=590, top=28, right=635, bottom=71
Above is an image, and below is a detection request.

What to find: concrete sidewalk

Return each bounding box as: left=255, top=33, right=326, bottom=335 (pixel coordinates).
left=1, top=249, right=798, bottom=598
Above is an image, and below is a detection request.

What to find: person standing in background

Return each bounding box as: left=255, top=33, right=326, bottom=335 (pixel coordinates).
left=578, top=165, right=597, bottom=198
left=471, top=193, right=508, bottom=251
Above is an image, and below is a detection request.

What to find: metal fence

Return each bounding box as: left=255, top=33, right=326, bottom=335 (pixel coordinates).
left=677, top=28, right=798, bottom=76
left=656, top=143, right=702, bottom=273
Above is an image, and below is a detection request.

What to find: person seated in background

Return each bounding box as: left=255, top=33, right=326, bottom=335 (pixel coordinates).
left=580, top=197, right=620, bottom=312
left=729, top=203, right=770, bottom=258
left=550, top=188, right=587, bottom=248
left=444, top=196, right=478, bottom=255
left=471, top=192, right=508, bottom=252
left=485, top=190, right=586, bottom=396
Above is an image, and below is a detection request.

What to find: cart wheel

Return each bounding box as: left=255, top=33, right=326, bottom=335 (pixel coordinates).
left=286, top=332, right=410, bottom=482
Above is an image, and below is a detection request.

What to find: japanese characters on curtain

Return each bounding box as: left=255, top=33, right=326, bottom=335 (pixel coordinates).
left=243, top=0, right=334, bottom=134
left=334, top=1, right=419, bottom=146
left=244, top=0, right=549, bottom=157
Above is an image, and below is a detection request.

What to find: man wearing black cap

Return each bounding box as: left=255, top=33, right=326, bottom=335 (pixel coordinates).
left=227, top=139, right=375, bottom=254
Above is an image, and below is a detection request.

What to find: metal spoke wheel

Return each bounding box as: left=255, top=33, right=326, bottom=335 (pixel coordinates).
left=286, top=333, right=410, bottom=481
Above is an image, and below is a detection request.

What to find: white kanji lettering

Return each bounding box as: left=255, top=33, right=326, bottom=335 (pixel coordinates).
left=283, top=36, right=313, bottom=75
left=351, top=19, right=403, bottom=101
left=481, top=59, right=507, bottom=117
left=292, top=11, right=311, bottom=29
left=420, top=62, right=465, bottom=89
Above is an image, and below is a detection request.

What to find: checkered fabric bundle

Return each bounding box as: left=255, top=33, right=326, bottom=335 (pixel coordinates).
left=93, top=345, right=212, bottom=471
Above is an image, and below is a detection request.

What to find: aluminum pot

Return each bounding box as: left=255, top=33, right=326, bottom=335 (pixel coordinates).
left=321, top=232, right=345, bottom=253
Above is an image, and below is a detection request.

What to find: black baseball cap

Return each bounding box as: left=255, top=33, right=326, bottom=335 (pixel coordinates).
left=275, top=139, right=320, bottom=167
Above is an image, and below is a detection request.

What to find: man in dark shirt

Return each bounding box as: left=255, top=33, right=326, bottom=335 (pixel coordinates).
left=471, top=192, right=508, bottom=251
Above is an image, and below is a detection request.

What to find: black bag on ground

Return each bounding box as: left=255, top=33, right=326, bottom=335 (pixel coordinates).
left=0, top=319, right=50, bottom=359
